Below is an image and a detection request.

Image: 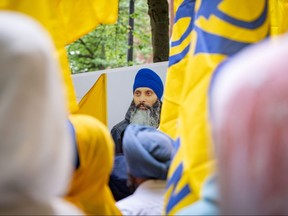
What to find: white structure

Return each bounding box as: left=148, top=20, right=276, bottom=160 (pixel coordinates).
left=72, top=61, right=168, bottom=130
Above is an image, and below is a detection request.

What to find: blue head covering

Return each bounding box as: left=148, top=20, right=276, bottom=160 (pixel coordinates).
left=123, top=124, right=174, bottom=179
left=133, top=68, right=164, bottom=99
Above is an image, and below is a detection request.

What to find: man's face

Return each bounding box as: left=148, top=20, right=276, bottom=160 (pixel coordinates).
left=133, top=87, right=158, bottom=109
left=130, top=87, right=161, bottom=128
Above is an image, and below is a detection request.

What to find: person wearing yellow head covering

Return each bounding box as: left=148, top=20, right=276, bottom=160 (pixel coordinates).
left=66, top=114, right=121, bottom=215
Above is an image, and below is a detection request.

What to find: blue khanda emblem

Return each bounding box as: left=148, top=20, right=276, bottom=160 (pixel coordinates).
left=194, top=0, right=268, bottom=55
left=165, top=138, right=191, bottom=213
left=169, top=0, right=196, bottom=67
left=165, top=0, right=268, bottom=214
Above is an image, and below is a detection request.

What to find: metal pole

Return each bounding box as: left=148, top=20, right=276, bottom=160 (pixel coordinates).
left=127, top=0, right=135, bottom=63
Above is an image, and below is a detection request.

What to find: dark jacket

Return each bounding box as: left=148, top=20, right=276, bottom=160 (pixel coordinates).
left=109, top=99, right=162, bottom=201
left=109, top=107, right=132, bottom=201
left=111, top=107, right=131, bottom=154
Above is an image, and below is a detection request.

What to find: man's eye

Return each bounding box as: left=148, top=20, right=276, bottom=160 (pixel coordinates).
left=146, top=91, right=152, bottom=96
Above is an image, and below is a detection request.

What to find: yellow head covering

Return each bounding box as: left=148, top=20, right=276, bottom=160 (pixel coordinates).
left=66, top=114, right=121, bottom=215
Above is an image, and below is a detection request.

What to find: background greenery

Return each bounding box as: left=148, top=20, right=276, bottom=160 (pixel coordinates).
left=67, top=0, right=153, bottom=74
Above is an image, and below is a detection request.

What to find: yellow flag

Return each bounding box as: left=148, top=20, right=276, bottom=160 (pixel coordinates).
left=159, top=0, right=195, bottom=139
left=51, top=1, right=119, bottom=45
left=78, top=74, right=107, bottom=125
left=269, top=0, right=288, bottom=36
left=0, top=0, right=118, bottom=113
left=163, top=1, right=269, bottom=214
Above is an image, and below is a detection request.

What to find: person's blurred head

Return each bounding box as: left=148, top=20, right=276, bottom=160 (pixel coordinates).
left=0, top=12, right=73, bottom=213
left=210, top=37, right=288, bottom=215
left=123, top=125, right=173, bottom=192
left=65, top=114, right=121, bottom=215
left=130, top=68, right=163, bottom=127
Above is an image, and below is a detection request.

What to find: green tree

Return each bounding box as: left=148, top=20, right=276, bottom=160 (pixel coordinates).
left=147, top=0, right=169, bottom=62
left=67, top=0, right=153, bottom=74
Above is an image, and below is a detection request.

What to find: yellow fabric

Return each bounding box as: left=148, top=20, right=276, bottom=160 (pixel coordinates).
left=53, top=0, right=119, bottom=45
left=78, top=74, right=107, bottom=125
left=162, top=1, right=269, bottom=215
left=159, top=0, right=191, bottom=139
left=0, top=0, right=119, bottom=114
left=66, top=114, right=121, bottom=215
left=269, top=0, right=288, bottom=36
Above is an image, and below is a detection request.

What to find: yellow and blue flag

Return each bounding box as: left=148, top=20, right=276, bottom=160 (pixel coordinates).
left=162, top=0, right=269, bottom=214
left=159, top=0, right=195, bottom=139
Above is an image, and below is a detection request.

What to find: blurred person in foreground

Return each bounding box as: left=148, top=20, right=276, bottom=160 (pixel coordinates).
left=0, top=12, right=82, bottom=214
left=65, top=114, right=121, bottom=215
left=116, top=124, right=174, bottom=215
left=210, top=35, right=288, bottom=215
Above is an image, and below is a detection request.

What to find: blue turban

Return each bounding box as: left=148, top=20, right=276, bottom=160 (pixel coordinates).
left=123, top=124, right=174, bottom=179
left=133, top=68, right=164, bottom=99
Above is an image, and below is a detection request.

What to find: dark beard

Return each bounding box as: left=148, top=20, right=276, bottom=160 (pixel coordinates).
left=129, top=100, right=161, bottom=128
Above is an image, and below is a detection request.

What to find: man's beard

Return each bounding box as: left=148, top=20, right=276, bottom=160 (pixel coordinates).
left=129, top=100, right=161, bottom=128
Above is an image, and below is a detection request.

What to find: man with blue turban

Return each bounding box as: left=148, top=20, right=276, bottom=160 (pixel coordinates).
left=109, top=68, right=164, bottom=201
left=111, top=68, right=164, bottom=155
left=116, top=125, right=174, bottom=215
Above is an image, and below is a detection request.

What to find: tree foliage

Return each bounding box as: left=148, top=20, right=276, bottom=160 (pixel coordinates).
left=67, top=0, right=153, bottom=74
